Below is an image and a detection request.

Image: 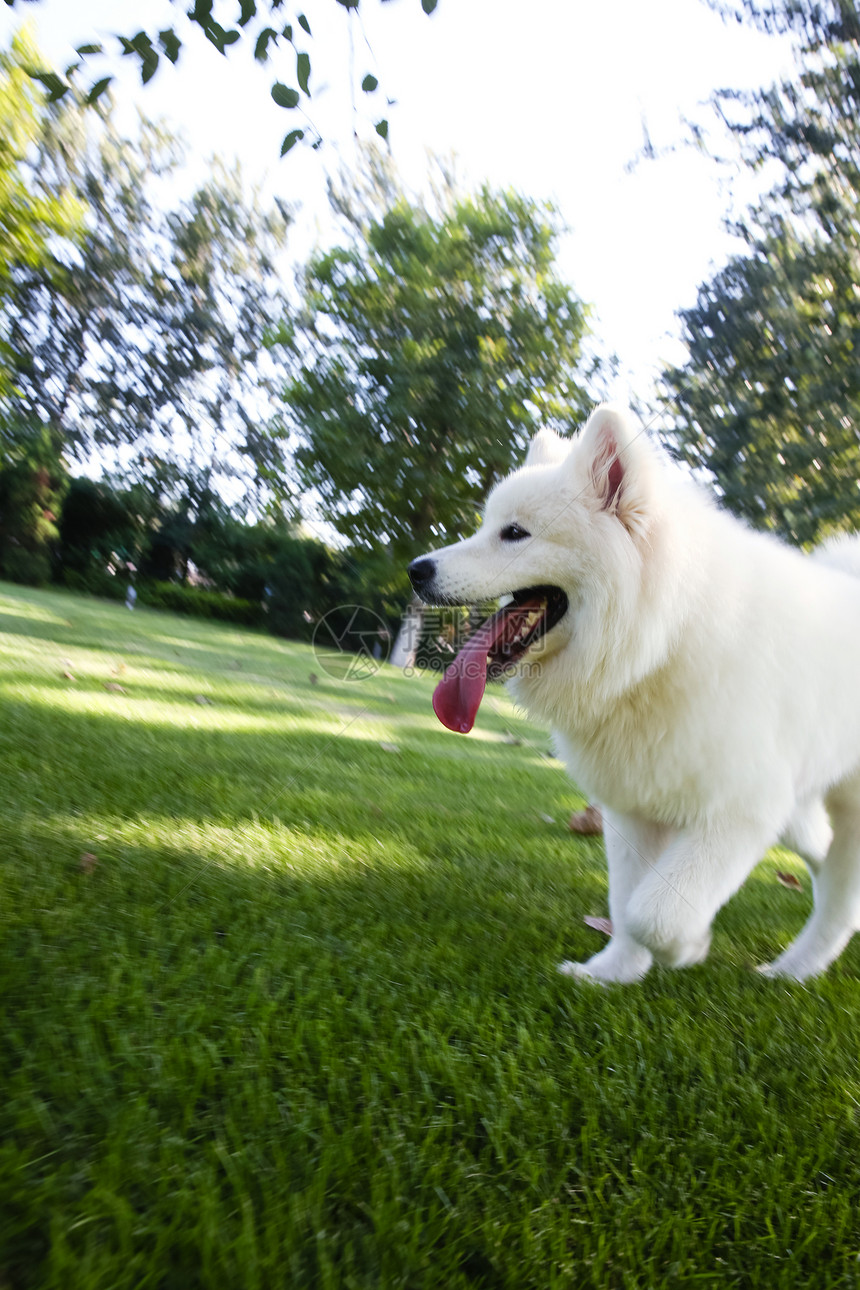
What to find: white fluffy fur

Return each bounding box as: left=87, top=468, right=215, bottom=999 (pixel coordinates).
left=418, top=404, right=860, bottom=983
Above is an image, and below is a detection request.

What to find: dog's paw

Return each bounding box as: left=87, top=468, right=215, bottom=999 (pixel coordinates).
left=557, top=941, right=652, bottom=985
left=755, top=955, right=819, bottom=982
left=627, top=910, right=712, bottom=969
left=557, top=959, right=610, bottom=986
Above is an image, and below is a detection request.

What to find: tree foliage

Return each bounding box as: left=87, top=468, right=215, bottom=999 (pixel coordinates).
left=57, top=476, right=145, bottom=584
left=704, top=0, right=860, bottom=45
left=278, top=160, right=596, bottom=563
left=0, top=30, right=84, bottom=399
left=4, top=0, right=437, bottom=155
left=0, top=421, right=68, bottom=585
left=663, top=224, right=860, bottom=543
left=2, top=71, right=293, bottom=512
left=662, top=15, right=860, bottom=543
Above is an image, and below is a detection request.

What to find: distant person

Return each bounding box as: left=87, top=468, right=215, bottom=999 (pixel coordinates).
left=125, top=585, right=137, bottom=612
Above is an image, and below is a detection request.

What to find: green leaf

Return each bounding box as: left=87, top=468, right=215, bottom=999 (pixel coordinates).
left=129, top=31, right=154, bottom=55
left=31, top=70, right=69, bottom=102
left=297, top=13, right=311, bottom=34
left=116, top=31, right=161, bottom=83
left=141, top=52, right=160, bottom=84
left=281, top=129, right=305, bottom=156
left=297, top=51, right=310, bottom=95
left=64, top=61, right=81, bottom=79
left=421, top=0, right=438, bottom=11
left=361, top=74, right=378, bottom=93
left=76, top=43, right=104, bottom=56
left=159, top=29, right=182, bottom=63
left=254, top=27, right=278, bottom=61
left=271, top=82, right=300, bottom=109
left=86, top=76, right=113, bottom=104
left=375, top=118, right=389, bottom=140
left=237, top=0, right=257, bottom=25
left=202, top=20, right=239, bottom=54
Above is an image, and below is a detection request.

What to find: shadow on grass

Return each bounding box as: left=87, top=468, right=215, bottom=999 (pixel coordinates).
left=2, top=683, right=567, bottom=825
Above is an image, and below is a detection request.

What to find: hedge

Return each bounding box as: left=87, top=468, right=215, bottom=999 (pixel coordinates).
left=137, top=581, right=264, bottom=626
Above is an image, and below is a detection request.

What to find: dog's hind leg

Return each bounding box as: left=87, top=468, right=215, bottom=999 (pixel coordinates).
left=760, top=781, right=860, bottom=980
left=780, top=797, right=832, bottom=873
left=559, top=811, right=671, bottom=984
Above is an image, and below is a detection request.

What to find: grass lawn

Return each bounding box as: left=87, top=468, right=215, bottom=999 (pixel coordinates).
left=2, top=578, right=860, bottom=1288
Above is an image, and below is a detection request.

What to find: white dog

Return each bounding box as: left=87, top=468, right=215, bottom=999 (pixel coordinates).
left=408, top=404, right=860, bottom=983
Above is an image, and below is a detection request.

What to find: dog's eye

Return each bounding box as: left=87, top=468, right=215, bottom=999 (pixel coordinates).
left=500, top=523, right=530, bottom=542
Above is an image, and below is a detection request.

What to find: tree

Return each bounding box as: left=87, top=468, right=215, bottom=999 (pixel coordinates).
left=662, top=19, right=860, bottom=543
left=55, top=476, right=147, bottom=593
left=662, top=223, right=860, bottom=543
left=704, top=0, right=860, bottom=45
left=278, top=163, right=596, bottom=567
left=0, top=421, right=68, bottom=585
left=0, top=30, right=84, bottom=399
left=4, top=0, right=437, bottom=155
left=4, top=81, right=293, bottom=513
left=162, top=164, right=295, bottom=510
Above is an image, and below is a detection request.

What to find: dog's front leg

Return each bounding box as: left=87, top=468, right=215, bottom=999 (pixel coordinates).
left=559, top=811, right=672, bottom=984
left=625, top=819, right=775, bottom=969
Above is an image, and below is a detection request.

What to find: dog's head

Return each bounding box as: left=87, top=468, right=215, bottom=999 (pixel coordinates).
left=408, top=404, right=658, bottom=732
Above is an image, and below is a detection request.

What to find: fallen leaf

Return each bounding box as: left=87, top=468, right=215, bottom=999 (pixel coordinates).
left=308, top=672, right=318, bottom=685
left=78, top=852, right=99, bottom=874
left=111, top=662, right=126, bottom=675
left=194, top=694, right=213, bottom=705
left=538, top=813, right=555, bottom=825
left=103, top=682, right=126, bottom=693
left=569, top=805, right=604, bottom=836
left=379, top=742, right=400, bottom=754
left=776, top=871, right=803, bottom=891
left=61, top=670, right=75, bottom=681
left=583, top=915, right=613, bottom=936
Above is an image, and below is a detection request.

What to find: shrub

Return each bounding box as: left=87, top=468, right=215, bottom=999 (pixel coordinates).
left=137, top=581, right=264, bottom=626
left=1, top=545, right=53, bottom=587
left=266, top=535, right=335, bottom=640
left=59, top=567, right=127, bottom=601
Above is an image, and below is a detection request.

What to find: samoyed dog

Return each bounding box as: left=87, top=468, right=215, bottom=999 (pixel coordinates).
left=408, top=404, right=860, bottom=983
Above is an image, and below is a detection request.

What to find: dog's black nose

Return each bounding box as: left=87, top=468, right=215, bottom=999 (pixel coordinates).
left=408, top=557, right=436, bottom=593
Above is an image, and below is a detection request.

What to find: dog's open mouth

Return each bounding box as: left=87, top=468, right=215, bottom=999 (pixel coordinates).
left=432, top=586, right=568, bottom=734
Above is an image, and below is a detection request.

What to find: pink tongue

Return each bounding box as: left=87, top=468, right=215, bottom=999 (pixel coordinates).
left=432, top=605, right=521, bottom=734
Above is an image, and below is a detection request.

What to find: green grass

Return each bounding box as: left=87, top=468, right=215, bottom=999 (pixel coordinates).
left=2, top=579, right=860, bottom=1289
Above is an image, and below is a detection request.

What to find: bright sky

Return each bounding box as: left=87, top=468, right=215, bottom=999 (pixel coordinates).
left=2, top=0, right=796, bottom=402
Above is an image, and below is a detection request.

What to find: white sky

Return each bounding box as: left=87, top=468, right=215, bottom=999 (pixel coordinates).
left=3, top=0, right=796, bottom=403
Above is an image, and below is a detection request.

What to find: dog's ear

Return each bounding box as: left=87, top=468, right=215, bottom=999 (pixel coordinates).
left=524, top=427, right=568, bottom=468
left=577, top=404, right=652, bottom=535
